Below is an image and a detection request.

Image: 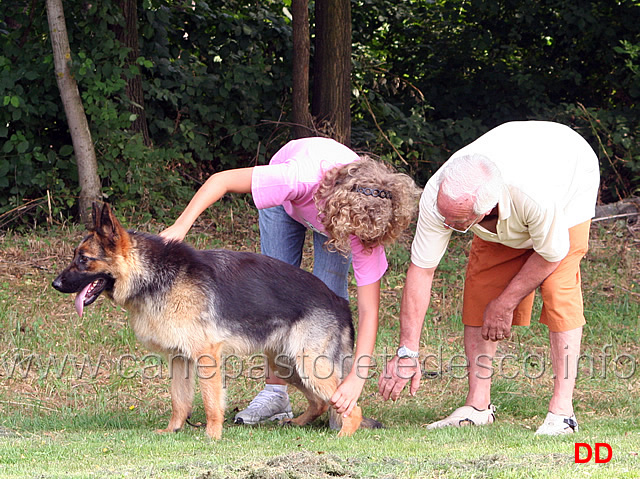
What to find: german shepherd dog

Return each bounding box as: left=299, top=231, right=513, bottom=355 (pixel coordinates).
left=53, top=203, right=379, bottom=439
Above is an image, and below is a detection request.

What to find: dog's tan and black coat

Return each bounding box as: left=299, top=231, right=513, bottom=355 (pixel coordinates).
left=53, top=203, right=379, bottom=439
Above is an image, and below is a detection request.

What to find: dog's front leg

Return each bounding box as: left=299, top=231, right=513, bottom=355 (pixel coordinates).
left=157, top=353, right=194, bottom=434
left=195, top=344, right=225, bottom=440
left=336, top=405, right=363, bottom=437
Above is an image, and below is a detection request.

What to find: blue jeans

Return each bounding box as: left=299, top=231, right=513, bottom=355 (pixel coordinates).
left=258, top=206, right=352, bottom=300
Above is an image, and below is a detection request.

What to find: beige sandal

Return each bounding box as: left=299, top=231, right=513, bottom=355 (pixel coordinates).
left=426, top=404, right=496, bottom=430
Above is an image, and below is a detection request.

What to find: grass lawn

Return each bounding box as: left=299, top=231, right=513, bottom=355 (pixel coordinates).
left=1, top=198, right=639, bottom=478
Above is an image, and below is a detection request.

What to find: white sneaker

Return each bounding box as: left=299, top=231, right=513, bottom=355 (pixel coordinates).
left=535, top=412, right=578, bottom=436
left=426, top=404, right=496, bottom=430
left=234, top=389, right=293, bottom=425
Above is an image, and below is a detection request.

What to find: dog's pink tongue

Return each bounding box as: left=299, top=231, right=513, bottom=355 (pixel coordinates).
left=74, top=283, right=91, bottom=317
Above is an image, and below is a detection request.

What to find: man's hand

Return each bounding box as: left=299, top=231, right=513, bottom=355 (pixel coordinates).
left=481, top=252, right=561, bottom=342
left=481, top=298, right=514, bottom=341
left=378, top=355, right=422, bottom=401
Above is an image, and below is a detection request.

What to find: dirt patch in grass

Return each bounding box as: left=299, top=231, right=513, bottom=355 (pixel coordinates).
left=196, top=451, right=358, bottom=479
left=192, top=450, right=577, bottom=479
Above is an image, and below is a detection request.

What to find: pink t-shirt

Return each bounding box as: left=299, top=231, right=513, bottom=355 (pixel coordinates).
left=251, top=137, right=388, bottom=287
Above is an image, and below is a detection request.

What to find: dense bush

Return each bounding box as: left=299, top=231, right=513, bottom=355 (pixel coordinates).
left=351, top=0, right=640, bottom=198
left=139, top=0, right=292, bottom=167
left=0, top=0, right=292, bottom=225
left=1, top=0, right=638, bottom=227
left=1, top=1, right=190, bottom=223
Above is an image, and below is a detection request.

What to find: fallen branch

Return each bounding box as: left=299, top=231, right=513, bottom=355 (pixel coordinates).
left=592, top=212, right=640, bottom=223
left=594, top=197, right=639, bottom=223
left=615, top=284, right=640, bottom=298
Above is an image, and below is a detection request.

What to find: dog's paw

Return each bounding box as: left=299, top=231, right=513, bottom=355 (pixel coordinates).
left=278, top=417, right=294, bottom=427
left=205, top=423, right=222, bottom=440
left=280, top=417, right=306, bottom=428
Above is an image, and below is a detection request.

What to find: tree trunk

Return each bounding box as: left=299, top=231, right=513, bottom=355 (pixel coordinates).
left=46, top=0, right=101, bottom=225
left=291, top=0, right=313, bottom=139
left=114, top=0, right=151, bottom=146
left=312, top=0, right=352, bottom=147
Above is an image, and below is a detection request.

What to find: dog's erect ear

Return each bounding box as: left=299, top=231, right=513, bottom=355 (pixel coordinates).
left=91, top=202, right=101, bottom=229
left=93, top=203, right=126, bottom=248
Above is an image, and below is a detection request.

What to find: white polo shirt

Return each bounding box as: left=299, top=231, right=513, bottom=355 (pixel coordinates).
left=411, top=121, right=600, bottom=268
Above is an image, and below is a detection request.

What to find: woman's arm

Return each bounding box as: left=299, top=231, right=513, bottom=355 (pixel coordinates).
left=160, top=167, right=254, bottom=242
left=330, top=280, right=380, bottom=417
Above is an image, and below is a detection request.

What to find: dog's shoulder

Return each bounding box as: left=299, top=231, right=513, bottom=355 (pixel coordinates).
left=129, top=231, right=205, bottom=274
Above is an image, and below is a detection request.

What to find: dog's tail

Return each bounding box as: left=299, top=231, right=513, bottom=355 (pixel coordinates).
left=329, top=408, right=384, bottom=432
left=360, top=416, right=384, bottom=429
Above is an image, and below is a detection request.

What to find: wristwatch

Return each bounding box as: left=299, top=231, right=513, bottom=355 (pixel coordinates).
left=396, top=345, right=420, bottom=359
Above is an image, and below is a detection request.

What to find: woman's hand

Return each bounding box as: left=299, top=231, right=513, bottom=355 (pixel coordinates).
left=159, top=223, right=189, bottom=243
left=330, top=372, right=366, bottom=417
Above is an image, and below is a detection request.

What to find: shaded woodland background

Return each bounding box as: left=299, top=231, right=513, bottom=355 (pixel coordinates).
left=1, top=0, right=639, bottom=226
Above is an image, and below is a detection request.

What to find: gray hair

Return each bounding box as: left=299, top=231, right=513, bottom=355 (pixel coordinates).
left=436, top=154, right=503, bottom=214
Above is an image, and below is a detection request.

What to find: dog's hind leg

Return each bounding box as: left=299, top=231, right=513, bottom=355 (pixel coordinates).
left=286, top=383, right=330, bottom=427
left=284, top=353, right=340, bottom=427
left=158, top=354, right=194, bottom=434
left=195, top=343, right=226, bottom=440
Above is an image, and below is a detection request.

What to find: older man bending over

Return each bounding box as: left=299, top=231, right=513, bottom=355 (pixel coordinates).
left=379, top=121, right=600, bottom=435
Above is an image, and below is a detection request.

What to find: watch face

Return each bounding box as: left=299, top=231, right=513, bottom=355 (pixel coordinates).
left=397, top=346, right=418, bottom=358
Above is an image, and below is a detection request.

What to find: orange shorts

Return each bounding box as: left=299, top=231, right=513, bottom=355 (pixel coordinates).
left=462, top=220, right=591, bottom=333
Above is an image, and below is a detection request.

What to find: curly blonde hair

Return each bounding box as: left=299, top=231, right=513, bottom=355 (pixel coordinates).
left=314, top=156, right=421, bottom=255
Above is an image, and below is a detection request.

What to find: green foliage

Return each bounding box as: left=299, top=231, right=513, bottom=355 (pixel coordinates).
left=0, top=1, right=192, bottom=225
left=139, top=0, right=292, bottom=168
left=96, top=132, right=195, bottom=219
left=351, top=0, right=640, bottom=195
left=0, top=7, right=73, bottom=223
left=0, top=0, right=292, bottom=227
left=551, top=102, right=640, bottom=200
